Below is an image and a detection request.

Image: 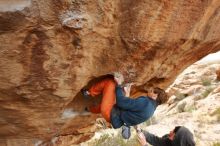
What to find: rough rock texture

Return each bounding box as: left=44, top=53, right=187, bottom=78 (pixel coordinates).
left=216, top=69, right=220, bottom=81
left=1, top=0, right=220, bottom=145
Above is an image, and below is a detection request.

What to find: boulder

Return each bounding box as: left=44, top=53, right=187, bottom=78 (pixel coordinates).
left=1, top=0, right=220, bottom=145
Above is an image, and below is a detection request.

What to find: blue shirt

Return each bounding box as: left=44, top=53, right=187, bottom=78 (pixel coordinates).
left=111, top=86, right=157, bottom=128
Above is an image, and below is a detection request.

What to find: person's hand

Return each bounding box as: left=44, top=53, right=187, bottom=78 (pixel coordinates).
left=124, top=83, right=134, bottom=97
left=137, top=132, right=148, bottom=146
left=113, top=72, right=124, bottom=85
left=134, top=125, right=141, bottom=133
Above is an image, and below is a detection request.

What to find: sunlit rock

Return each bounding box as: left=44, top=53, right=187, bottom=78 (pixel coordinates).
left=0, top=0, right=31, bottom=12
left=59, top=10, right=85, bottom=29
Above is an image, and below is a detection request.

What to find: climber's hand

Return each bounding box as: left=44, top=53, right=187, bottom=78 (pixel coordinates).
left=137, top=132, right=147, bottom=146
left=124, top=83, right=134, bottom=97
left=113, top=72, right=124, bottom=85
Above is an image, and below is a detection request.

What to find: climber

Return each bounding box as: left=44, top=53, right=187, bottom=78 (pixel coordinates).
left=81, top=73, right=168, bottom=139
left=137, top=126, right=195, bottom=146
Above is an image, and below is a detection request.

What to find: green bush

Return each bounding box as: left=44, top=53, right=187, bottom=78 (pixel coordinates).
left=213, top=142, right=220, bottom=146
left=90, top=133, right=141, bottom=146
left=185, top=105, right=196, bottom=113
left=211, top=108, right=220, bottom=121
left=92, top=134, right=110, bottom=146
left=201, top=87, right=214, bottom=98
left=175, top=91, right=188, bottom=100
left=194, top=87, right=214, bottom=100
left=201, top=78, right=211, bottom=86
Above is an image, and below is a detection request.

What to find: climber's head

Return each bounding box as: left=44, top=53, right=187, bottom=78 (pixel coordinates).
left=169, top=126, right=195, bottom=146
left=147, top=87, right=168, bottom=105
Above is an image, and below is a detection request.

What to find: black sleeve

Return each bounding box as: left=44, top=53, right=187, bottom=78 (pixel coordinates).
left=143, top=131, right=171, bottom=146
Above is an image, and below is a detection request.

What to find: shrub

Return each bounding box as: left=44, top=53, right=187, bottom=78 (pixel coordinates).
left=90, top=133, right=141, bottom=146
left=201, top=87, right=214, bottom=98
left=175, top=91, right=188, bottom=100
left=213, top=142, right=220, bottom=146
left=92, top=134, right=110, bottom=146
left=211, top=108, right=220, bottom=121
left=184, top=104, right=196, bottom=113
left=194, top=87, right=214, bottom=100
left=201, top=78, right=211, bottom=86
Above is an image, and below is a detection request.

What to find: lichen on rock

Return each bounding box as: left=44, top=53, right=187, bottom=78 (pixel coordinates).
left=59, top=10, right=85, bottom=29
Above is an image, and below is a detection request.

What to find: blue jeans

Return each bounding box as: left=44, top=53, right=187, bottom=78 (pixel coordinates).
left=110, top=106, right=123, bottom=128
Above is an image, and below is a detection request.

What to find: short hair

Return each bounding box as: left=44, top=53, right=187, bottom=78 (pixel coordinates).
left=153, top=87, right=168, bottom=105
left=174, top=126, right=181, bottom=133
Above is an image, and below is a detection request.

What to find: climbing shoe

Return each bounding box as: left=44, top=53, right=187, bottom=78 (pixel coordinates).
left=84, top=107, right=89, bottom=112
left=81, top=88, right=90, bottom=99
left=121, top=125, right=131, bottom=139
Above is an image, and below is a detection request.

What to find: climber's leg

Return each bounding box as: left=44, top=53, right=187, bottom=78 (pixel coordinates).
left=85, top=78, right=116, bottom=122
left=88, top=79, right=114, bottom=97
left=88, top=104, right=101, bottom=113
left=99, top=80, right=116, bottom=122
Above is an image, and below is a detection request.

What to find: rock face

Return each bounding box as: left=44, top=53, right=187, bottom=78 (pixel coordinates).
left=216, top=69, right=220, bottom=81
left=1, top=0, right=220, bottom=145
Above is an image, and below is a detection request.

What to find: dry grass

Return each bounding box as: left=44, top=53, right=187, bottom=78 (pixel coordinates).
left=201, top=78, right=212, bottom=86
left=175, top=91, right=188, bottom=100
left=211, top=108, right=220, bottom=121
left=195, top=87, right=214, bottom=100
left=89, top=133, right=141, bottom=146
left=213, top=142, right=220, bottom=146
